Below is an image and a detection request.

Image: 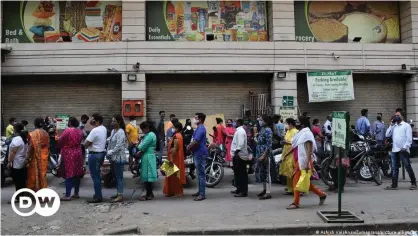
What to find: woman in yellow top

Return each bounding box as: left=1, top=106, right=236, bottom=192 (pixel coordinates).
left=279, top=118, right=298, bottom=195
left=126, top=116, right=139, bottom=144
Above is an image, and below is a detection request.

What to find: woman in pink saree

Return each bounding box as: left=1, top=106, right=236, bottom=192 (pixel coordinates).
left=224, top=119, right=236, bottom=167
left=57, top=117, right=84, bottom=201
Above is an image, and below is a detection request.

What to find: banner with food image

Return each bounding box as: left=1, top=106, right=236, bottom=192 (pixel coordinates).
left=146, top=1, right=268, bottom=42
left=294, top=1, right=400, bottom=43
left=2, top=1, right=122, bottom=43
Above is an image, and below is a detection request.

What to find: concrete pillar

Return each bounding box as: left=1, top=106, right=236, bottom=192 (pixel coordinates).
left=267, top=1, right=295, bottom=41
left=271, top=72, right=298, bottom=117
left=122, top=1, right=146, bottom=41
left=121, top=73, right=147, bottom=126
left=406, top=75, right=418, bottom=122
left=400, top=1, right=418, bottom=44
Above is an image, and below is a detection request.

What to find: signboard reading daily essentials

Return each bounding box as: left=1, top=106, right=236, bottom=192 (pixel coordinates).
left=2, top=1, right=122, bottom=43
left=294, top=1, right=400, bottom=43
left=307, top=71, right=355, bottom=103
left=146, top=1, right=268, bottom=41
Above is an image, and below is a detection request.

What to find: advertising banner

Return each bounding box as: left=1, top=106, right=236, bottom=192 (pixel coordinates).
left=2, top=1, right=122, bottom=43
left=146, top=1, right=268, bottom=42
left=307, top=71, right=355, bottom=103
left=294, top=1, right=400, bottom=43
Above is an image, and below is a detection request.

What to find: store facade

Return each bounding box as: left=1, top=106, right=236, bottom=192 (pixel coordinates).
left=1, top=1, right=418, bottom=129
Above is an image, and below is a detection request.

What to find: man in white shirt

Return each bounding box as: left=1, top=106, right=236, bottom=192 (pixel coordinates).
left=230, top=119, right=249, bottom=197
left=385, top=110, right=416, bottom=190
left=85, top=113, right=108, bottom=203
left=322, top=115, right=332, bottom=136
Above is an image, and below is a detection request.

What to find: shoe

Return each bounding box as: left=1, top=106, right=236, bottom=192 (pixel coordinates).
left=194, top=195, right=205, bottom=201
left=86, top=198, right=103, bottom=204
left=319, top=194, right=327, bottom=205
left=110, top=195, right=118, bottom=199
left=234, top=193, right=247, bottom=197
left=259, top=193, right=272, bottom=200
left=257, top=190, right=266, bottom=197
left=385, top=186, right=398, bottom=190
left=111, top=195, right=123, bottom=203
left=192, top=192, right=200, bottom=197
left=71, top=194, right=80, bottom=199
left=410, top=184, right=417, bottom=190
left=61, top=196, right=72, bottom=201
left=230, top=190, right=240, bottom=194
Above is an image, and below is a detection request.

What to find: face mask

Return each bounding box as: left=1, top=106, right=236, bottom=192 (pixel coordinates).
left=171, top=128, right=176, bottom=133
left=259, top=120, right=264, bottom=127
left=377, top=116, right=382, bottom=121
left=394, top=116, right=402, bottom=123
left=90, top=120, right=96, bottom=126
left=193, top=119, right=199, bottom=125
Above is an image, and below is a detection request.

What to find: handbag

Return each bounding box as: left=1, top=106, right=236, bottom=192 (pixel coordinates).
left=336, top=156, right=350, bottom=168
left=295, top=169, right=312, bottom=193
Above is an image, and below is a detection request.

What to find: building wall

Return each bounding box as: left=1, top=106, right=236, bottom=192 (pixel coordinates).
left=2, top=1, right=418, bottom=120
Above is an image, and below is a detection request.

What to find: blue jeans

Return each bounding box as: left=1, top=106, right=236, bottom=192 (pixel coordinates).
left=113, top=161, right=124, bottom=194
left=88, top=152, right=106, bottom=200
left=391, top=151, right=417, bottom=187
left=194, top=153, right=206, bottom=198
left=65, top=177, right=80, bottom=197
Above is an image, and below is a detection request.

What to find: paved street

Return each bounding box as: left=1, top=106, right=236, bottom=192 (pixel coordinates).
left=1, top=162, right=418, bottom=235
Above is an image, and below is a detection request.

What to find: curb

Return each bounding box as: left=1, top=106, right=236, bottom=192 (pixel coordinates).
left=167, top=219, right=418, bottom=235
left=103, top=226, right=142, bottom=235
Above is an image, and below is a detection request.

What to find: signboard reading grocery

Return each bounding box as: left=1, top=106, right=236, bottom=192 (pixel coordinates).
left=2, top=1, right=122, bottom=43
left=294, top=1, right=400, bottom=43
left=306, top=71, right=355, bottom=103
left=146, top=1, right=268, bottom=41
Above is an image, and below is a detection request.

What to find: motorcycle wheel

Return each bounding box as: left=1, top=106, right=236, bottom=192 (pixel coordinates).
left=368, top=157, right=383, bottom=185
left=320, top=157, right=334, bottom=187
left=205, top=162, right=224, bottom=188
left=357, top=163, right=373, bottom=181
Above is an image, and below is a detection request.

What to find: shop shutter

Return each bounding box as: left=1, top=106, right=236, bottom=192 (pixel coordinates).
left=146, top=74, right=271, bottom=121
left=297, top=73, right=406, bottom=125
left=1, top=75, right=122, bottom=130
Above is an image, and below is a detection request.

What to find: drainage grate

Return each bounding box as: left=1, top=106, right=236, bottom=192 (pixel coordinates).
left=317, top=210, right=364, bottom=223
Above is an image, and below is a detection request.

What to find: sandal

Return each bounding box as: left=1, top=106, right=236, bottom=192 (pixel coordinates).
left=286, top=203, right=299, bottom=210
left=385, top=186, right=398, bottom=190
left=86, top=198, right=102, bottom=204
left=139, top=195, right=151, bottom=201
left=259, top=193, right=272, bottom=200
left=283, top=192, right=293, bottom=195
left=194, top=195, right=205, bottom=201
left=257, top=190, right=266, bottom=197
left=110, top=195, right=118, bottom=199
left=111, top=195, right=123, bottom=203
left=319, top=195, right=327, bottom=205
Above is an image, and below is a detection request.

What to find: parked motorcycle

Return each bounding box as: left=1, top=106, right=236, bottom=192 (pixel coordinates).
left=321, top=129, right=382, bottom=186
left=371, top=140, right=392, bottom=178
left=1, top=136, right=11, bottom=187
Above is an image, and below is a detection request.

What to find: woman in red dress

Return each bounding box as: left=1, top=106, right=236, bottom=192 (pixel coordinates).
left=58, top=117, right=84, bottom=201
left=224, top=119, right=236, bottom=167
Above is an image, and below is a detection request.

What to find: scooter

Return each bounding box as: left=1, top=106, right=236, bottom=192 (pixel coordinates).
left=1, top=136, right=11, bottom=187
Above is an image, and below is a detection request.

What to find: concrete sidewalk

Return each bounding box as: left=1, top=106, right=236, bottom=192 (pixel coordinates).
left=1, top=163, right=418, bottom=235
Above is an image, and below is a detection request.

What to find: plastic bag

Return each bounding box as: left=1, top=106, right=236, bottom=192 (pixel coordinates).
left=160, top=160, right=179, bottom=177
left=295, top=170, right=312, bottom=193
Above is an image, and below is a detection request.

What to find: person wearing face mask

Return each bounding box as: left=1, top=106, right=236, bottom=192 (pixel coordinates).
left=279, top=118, right=298, bottom=195
left=254, top=115, right=274, bottom=200
left=282, top=116, right=327, bottom=209
left=137, top=121, right=158, bottom=200
left=225, top=119, right=236, bottom=168
left=355, top=109, right=371, bottom=136
left=371, top=113, right=385, bottom=145
left=164, top=122, right=186, bottom=197
left=85, top=113, right=107, bottom=203
left=187, top=113, right=208, bottom=201
left=6, top=117, right=17, bottom=138
left=385, top=110, right=417, bottom=190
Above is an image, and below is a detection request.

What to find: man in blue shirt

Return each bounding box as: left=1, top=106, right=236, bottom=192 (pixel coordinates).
left=355, top=109, right=371, bottom=136
left=187, top=112, right=208, bottom=201
left=371, top=113, right=385, bottom=145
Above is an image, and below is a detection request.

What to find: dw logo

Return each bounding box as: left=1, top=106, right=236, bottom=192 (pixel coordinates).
left=11, top=188, right=60, bottom=217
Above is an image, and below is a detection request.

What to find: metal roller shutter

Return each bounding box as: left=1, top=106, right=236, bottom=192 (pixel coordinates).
left=297, top=73, right=406, bottom=125
left=146, top=74, right=271, bottom=121
left=1, top=74, right=122, bottom=129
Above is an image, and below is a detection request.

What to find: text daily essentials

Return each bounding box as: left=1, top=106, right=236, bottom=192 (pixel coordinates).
left=148, top=27, right=172, bottom=40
